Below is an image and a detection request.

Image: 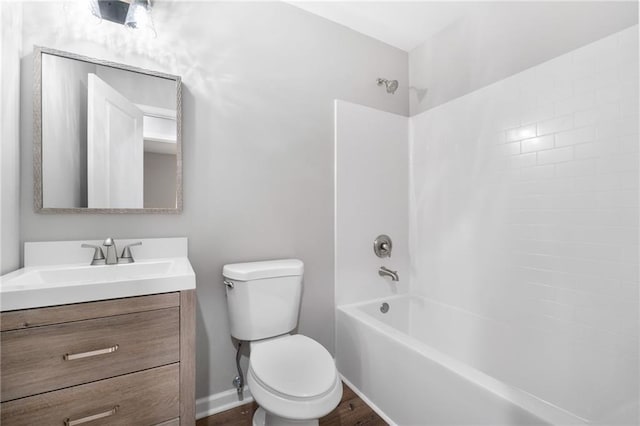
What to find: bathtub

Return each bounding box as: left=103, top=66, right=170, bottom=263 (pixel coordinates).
left=336, top=295, right=586, bottom=425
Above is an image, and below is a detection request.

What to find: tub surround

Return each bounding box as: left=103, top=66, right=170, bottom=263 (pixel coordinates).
left=335, top=25, right=639, bottom=424
left=410, top=25, right=639, bottom=423
left=335, top=25, right=638, bottom=426
left=334, top=100, right=410, bottom=307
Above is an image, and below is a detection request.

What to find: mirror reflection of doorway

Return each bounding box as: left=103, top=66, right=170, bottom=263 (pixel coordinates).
left=87, top=73, right=144, bottom=208
left=38, top=48, right=180, bottom=211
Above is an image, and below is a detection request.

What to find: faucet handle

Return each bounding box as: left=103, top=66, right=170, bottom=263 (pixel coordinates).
left=81, top=244, right=106, bottom=265
left=120, top=242, right=142, bottom=264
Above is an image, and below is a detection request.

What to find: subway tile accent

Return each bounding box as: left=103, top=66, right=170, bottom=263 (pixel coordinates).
left=410, top=25, right=639, bottom=423
left=521, top=135, right=554, bottom=153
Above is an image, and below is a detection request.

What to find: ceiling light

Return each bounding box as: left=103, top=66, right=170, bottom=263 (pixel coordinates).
left=89, top=0, right=156, bottom=37
left=125, top=0, right=156, bottom=37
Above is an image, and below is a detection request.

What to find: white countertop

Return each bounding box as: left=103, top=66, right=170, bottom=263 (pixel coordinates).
left=0, top=237, right=195, bottom=311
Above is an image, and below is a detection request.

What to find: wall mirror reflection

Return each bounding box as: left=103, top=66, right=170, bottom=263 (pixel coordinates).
left=34, top=46, right=182, bottom=213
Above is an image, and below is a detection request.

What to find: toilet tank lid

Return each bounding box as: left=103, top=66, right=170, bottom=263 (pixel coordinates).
left=222, top=259, right=304, bottom=281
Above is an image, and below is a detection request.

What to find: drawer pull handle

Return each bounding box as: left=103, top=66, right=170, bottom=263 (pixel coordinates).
left=63, top=344, right=119, bottom=361
left=65, top=406, right=119, bottom=425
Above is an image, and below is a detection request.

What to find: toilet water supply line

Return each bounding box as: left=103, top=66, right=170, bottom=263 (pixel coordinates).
left=233, top=341, right=245, bottom=398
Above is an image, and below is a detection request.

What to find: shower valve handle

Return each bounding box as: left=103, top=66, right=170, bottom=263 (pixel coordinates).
left=374, top=234, right=393, bottom=258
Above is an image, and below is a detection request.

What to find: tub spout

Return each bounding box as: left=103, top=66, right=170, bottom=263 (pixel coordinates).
left=378, top=266, right=399, bottom=281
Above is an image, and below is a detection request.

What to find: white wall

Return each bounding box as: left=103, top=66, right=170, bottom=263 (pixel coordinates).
left=410, top=26, right=639, bottom=424
left=96, top=65, right=176, bottom=110
left=15, top=0, right=408, bottom=402
left=335, top=100, right=409, bottom=306
left=409, top=1, right=638, bottom=114
left=0, top=2, right=21, bottom=274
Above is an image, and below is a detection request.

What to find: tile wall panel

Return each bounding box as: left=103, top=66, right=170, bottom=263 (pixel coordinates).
left=410, top=25, right=638, bottom=424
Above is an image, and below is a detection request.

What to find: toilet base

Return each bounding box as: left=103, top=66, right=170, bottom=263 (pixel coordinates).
left=252, top=407, right=319, bottom=426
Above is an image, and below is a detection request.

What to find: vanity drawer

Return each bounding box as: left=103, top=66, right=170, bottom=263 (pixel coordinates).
left=1, top=307, right=179, bottom=402
left=1, top=363, right=179, bottom=426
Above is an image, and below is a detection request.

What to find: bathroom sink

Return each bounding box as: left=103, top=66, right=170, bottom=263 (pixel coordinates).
left=37, top=261, right=173, bottom=286
left=0, top=238, right=195, bottom=311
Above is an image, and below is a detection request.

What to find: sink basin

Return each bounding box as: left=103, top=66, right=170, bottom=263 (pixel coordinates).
left=0, top=238, right=195, bottom=311
left=1, top=259, right=194, bottom=311
left=38, top=261, right=172, bottom=286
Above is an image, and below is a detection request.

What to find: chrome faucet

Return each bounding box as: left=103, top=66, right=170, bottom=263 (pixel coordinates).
left=81, top=238, right=142, bottom=265
left=103, top=237, right=118, bottom=265
left=81, top=244, right=105, bottom=265
left=378, top=266, right=399, bottom=281
left=119, top=241, right=142, bottom=264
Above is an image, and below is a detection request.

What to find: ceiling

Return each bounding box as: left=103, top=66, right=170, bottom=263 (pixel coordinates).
left=287, top=1, right=639, bottom=52
left=287, top=1, right=472, bottom=51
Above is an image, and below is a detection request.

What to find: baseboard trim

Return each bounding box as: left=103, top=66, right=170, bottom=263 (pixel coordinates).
left=340, top=375, right=396, bottom=425
left=195, top=387, right=254, bottom=420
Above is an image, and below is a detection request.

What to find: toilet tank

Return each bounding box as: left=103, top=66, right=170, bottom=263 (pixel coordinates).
left=223, top=259, right=304, bottom=341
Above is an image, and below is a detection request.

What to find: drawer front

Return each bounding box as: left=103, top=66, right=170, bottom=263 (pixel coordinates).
left=1, top=363, right=179, bottom=426
left=1, top=307, right=179, bottom=401
left=1, top=293, right=180, bottom=332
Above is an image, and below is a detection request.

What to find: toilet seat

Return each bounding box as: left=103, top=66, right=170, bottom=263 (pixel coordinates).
left=250, top=334, right=337, bottom=398
left=248, top=334, right=342, bottom=420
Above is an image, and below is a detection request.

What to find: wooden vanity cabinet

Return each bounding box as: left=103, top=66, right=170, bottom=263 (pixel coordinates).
left=0, top=291, right=195, bottom=426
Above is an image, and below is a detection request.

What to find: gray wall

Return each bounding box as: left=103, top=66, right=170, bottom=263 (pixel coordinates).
left=0, top=2, right=21, bottom=275
left=409, top=1, right=639, bottom=114
left=144, top=152, right=177, bottom=208
left=17, top=1, right=408, bottom=399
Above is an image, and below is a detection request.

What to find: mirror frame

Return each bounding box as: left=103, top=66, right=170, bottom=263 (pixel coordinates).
left=34, top=46, right=183, bottom=214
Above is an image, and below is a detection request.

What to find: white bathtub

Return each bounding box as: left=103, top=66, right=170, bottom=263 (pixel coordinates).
left=336, top=295, right=587, bottom=425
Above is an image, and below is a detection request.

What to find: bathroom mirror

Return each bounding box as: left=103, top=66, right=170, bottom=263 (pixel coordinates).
left=34, top=46, right=182, bottom=213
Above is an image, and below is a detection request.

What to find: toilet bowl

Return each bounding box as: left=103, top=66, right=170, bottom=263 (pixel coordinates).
left=248, top=335, right=342, bottom=426
left=222, top=259, right=342, bottom=425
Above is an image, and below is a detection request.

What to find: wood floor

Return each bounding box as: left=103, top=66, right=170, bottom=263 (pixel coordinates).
left=196, top=382, right=387, bottom=426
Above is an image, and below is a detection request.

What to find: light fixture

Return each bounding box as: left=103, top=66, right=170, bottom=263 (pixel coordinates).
left=124, top=0, right=156, bottom=36
left=89, top=0, right=156, bottom=37
left=88, top=0, right=102, bottom=21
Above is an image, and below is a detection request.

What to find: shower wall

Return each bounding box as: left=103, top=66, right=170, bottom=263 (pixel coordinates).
left=409, top=25, right=638, bottom=424
left=335, top=100, right=409, bottom=306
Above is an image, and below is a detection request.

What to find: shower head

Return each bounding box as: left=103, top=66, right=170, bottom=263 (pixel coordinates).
left=377, top=78, right=399, bottom=94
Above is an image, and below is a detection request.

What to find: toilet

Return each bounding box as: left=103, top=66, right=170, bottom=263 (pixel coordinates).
left=223, top=259, right=342, bottom=426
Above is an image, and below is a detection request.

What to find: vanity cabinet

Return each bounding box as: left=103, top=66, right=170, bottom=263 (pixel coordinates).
left=0, top=291, right=195, bottom=426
